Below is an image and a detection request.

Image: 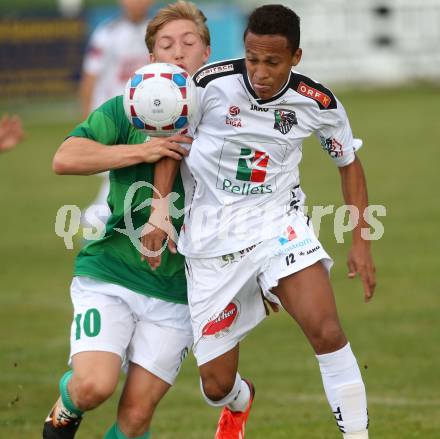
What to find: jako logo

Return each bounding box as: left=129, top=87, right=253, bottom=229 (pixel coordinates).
left=202, top=302, right=239, bottom=337
left=229, top=106, right=240, bottom=116
left=236, top=148, right=269, bottom=183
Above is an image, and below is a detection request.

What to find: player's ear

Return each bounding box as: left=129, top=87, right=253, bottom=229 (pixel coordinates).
left=292, top=48, right=302, bottom=67
left=150, top=53, right=156, bottom=63
left=202, top=46, right=211, bottom=65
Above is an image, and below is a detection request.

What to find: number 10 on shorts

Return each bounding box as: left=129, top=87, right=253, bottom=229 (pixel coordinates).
left=74, top=308, right=101, bottom=340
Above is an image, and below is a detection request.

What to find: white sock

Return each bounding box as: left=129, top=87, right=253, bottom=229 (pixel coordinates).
left=316, top=343, right=369, bottom=435
left=227, top=376, right=251, bottom=412
left=343, top=431, right=369, bottom=439
left=200, top=373, right=249, bottom=410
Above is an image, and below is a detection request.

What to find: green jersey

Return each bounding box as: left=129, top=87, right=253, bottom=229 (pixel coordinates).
left=71, top=96, right=187, bottom=304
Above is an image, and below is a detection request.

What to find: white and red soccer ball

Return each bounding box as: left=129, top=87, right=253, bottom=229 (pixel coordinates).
left=123, top=63, right=197, bottom=137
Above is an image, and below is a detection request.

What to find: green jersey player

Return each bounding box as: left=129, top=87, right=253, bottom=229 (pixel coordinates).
left=42, top=2, right=211, bottom=439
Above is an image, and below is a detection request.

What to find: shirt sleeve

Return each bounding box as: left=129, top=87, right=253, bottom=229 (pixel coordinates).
left=82, top=25, right=110, bottom=76
left=68, top=98, right=121, bottom=145
left=315, top=97, right=363, bottom=167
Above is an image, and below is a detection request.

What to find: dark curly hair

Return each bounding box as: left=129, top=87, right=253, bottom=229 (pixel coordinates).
left=244, top=4, right=301, bottom=53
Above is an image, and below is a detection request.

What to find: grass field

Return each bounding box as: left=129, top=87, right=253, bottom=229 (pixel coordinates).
left=1, top=86, right=439, bottom=438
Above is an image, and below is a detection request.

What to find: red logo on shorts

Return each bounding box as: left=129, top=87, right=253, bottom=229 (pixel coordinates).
left=202, top=302, right=239, bottom=337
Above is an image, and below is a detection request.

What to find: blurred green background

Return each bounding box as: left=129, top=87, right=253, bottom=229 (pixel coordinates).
left=1, top=0, right=440, bottom=437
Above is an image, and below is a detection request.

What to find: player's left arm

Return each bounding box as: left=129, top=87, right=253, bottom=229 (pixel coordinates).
left=316, top=94, right=376, bottom=301
left=338, top=156, right=376, bottom=302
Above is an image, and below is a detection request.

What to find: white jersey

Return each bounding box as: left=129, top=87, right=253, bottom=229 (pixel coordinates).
left=178, top=58, right=362, bottom=258
left=83, top=16, right=150, bottom=110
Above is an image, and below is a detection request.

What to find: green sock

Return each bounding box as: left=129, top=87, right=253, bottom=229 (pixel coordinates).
left=103, top=422, right=151, bottom=439
left=59, top=370, right=83, bottom=417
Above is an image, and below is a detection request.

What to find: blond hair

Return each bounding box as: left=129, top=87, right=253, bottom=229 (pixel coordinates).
left=146, top=1, right=210, bottom=52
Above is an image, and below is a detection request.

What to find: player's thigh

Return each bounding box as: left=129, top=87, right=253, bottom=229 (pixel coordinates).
left=118, top=362, right=171, bottom=417
left=274, top=261, right=337, bottom=321
left=259, top=212, right=342, bottom=334
left=274, top=261, right=345, bottom=348
left=69, top=276, right=136, bottom=362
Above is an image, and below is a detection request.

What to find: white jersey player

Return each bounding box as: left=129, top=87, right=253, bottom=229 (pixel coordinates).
left=79, top=0, right=153, bottom=229
left=145, top=4, right=376, bottom=439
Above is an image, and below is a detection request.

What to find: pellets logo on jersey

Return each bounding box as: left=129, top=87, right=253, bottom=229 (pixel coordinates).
left=297, top=82, right=332, bottom=108
left=236, top=148, right=269, bottom=183
left=216, top=141, right=275, bottom=195
left=274, top=110, right=298, bottom=135
left=202, top=301, right=240, bottom=338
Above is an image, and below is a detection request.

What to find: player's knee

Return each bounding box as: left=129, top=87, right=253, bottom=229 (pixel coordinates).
left=120, top=403, right=154, bottom=435
left=73, top=376, right=116, bottom=410
left=309, top=320, right=346, bottom=354
left=200, top=374, right=236, bottom=402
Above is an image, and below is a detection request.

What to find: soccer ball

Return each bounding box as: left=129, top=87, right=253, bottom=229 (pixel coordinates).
left=123, top=63, right=197, bottom=136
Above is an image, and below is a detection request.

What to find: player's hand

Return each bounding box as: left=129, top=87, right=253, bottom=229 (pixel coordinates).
left=0, top=114, right=24, bottom=152
left=141, top=134, right=192, bottom=163
left=140, top=209, right=177, bottom=269
left=347, top=242, right=376, bottom=302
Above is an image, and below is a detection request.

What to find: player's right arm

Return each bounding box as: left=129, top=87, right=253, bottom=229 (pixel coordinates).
left=140, top=157, right=181, bottom=268
left=53, top=135, right=189, bottom=175
left=53, top=96, right=190, bottom=175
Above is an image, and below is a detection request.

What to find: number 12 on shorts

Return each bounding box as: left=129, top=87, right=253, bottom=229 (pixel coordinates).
left=285, top=253, right=295, bottom=266
left=74, top=308, right=101, bottom=340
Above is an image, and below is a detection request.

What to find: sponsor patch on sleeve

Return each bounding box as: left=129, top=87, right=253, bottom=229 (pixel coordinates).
left=297, top=81, right=332, bottom=108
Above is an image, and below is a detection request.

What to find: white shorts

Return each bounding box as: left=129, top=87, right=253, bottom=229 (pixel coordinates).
left=186, top=212, right=333, bottom=366
left=69, top=276, right=193, bottom=384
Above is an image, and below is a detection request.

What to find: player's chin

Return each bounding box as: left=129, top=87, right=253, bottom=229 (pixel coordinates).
left=253, top=86, right=273, bottom=100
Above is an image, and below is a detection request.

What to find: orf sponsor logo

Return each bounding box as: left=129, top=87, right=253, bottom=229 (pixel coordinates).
left=229, top=105, right=240, bottom=116
left=297, top=82, right=331, bottom=108
left=202, top=301, right=239, bottom=338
